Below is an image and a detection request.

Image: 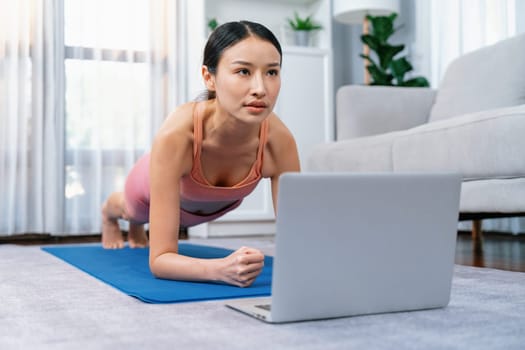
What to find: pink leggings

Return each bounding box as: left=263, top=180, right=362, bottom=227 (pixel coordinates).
left=123, top=154, right=242, bottom=227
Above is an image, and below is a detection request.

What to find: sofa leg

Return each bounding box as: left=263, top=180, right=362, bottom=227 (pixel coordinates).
left=472, top=219, right=483, bottom=241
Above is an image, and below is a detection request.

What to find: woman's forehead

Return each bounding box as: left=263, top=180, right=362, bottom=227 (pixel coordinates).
left=220, top=36, right=281, bottom=65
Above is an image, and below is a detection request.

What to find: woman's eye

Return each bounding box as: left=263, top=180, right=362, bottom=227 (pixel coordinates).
left=268, top=69, right=279, bottom=76
left=238, top=69, right=250, bottom=76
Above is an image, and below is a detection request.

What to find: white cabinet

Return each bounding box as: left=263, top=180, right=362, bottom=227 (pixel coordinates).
left=277, top=47, right=333, bottom=166
left=185, top=0, right=333, bottom=237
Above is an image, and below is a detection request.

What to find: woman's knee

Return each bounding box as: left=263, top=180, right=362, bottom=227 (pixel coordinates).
left=102, top=192, right=125, bottom=218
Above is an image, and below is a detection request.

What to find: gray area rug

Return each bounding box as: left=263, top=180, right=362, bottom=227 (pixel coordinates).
left=1, top=237, right=524, bottom=350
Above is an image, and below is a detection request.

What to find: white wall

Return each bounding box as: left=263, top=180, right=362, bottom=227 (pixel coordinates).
left=517, top=0, right=525, bottom=34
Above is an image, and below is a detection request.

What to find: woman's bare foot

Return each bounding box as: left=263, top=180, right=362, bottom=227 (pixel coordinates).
left=101, top=193, right=126, bottom=249
left=128, top=224, right=148, bottom=248
left=102, top=218, right=125, bottom=249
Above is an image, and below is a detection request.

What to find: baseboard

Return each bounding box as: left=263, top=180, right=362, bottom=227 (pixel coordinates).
left=188, top=220, right=276, bottom=238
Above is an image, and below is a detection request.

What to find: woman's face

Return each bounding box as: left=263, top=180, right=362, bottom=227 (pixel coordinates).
left=203, top=36, right=281, bottom=124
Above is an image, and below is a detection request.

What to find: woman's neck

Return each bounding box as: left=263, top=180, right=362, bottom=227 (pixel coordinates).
left=204, top=100, right=261, bottom=146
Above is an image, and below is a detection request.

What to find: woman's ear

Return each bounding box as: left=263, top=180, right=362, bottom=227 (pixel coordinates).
left=202, top=66, right=216, bottom=91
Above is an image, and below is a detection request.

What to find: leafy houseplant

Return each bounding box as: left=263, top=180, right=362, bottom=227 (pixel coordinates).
left=287, top=12, right=323, bottom=46
left=287, top=12, right=323, bottom=31
left=360, top=13, right=429, bottom=87
left=207, top=18, right=219, bottom=32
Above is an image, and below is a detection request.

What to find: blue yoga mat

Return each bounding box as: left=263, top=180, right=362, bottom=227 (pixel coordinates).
left=42, top=243, right=272, bottom=304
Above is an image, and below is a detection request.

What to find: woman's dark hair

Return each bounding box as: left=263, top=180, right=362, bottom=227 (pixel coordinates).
left=201, top=21, right=282, bottom=100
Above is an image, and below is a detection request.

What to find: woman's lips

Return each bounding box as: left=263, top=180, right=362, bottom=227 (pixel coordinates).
left=244, top=102, right=267, bottom=113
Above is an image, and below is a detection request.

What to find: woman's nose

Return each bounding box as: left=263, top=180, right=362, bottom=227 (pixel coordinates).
left=251, top=73, right=266, bottom=97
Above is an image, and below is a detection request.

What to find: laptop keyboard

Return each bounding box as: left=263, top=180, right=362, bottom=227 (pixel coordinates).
left=255, top=304, right=271, bottom=311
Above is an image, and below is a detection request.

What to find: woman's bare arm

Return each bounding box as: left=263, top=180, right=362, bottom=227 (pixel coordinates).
left=267, top=117, right=301, bottom=215
left=147, top=105, right=265, bottom=287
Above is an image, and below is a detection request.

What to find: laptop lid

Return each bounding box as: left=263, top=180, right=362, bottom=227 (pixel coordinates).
left=268, top=172, right=461, bottom=323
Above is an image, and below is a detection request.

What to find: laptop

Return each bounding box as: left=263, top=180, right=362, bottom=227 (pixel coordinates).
left=226, top=172, right=462, bottom=323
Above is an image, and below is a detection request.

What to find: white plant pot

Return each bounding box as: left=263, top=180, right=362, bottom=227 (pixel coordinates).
left=293, top=31, right=311, bottom=47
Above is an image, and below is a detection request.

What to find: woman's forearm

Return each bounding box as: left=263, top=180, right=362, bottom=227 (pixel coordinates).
left=149, top=246, right=265, bottom=287
left=149, top=252, right=222, bottom=282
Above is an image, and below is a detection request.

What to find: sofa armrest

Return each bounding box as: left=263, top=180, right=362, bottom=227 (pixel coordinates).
left=337, top=85, right=437, bottom=140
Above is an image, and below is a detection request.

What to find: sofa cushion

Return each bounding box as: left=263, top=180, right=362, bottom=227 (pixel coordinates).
left=336, top=86, right=436, bottom=139
left=393, top=104, right=525, bottom=179
left=460, top=178, right=525, bottom=213
left=307, top=130, right=406, bottom=172
left=429, top=33, right=525, bottom=122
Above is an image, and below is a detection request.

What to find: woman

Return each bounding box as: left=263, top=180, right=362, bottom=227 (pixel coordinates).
left=101, top=21, right=300, bottom=287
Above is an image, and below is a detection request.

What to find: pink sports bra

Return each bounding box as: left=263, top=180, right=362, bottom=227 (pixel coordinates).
left=179, top=102, right=269, bottom=203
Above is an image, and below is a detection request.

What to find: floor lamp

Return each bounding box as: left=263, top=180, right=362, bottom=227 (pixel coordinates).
left=333, top=0, right=400, bottom=85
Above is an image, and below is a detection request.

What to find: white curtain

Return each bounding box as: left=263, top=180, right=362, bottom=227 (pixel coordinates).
left=429, top=0, right=517, bottom=87
left=423, top=0, right=523, bottom=234
left=0, top=0, right=63, bottom=234
left=0, top=0, right=181, bottom=236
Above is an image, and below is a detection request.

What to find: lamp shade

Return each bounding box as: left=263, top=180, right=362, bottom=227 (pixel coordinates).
left=333, top=0, right=400, bottom=24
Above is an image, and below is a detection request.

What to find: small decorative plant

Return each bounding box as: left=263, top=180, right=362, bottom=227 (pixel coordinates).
left=207, top=18, right=219, bottom=32
left=287, top=12, right=322, bottom=47
left=360, top=13, right=429, bottom=87
left=287, top=12, right=322, bottom=31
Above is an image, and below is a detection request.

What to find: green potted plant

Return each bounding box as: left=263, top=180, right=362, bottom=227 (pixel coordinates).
left=287, top=12, right=323, bottom=47
left=360, top=13, right=429, bottom=87
left=207, top=17, right=219, bottom=35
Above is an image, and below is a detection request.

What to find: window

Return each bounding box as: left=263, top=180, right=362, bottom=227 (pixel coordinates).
left=62, top=0, right=154, bottom=231
left=64, top=0, right=150, bottom=152
left=1, top=0, right=177, bottom=235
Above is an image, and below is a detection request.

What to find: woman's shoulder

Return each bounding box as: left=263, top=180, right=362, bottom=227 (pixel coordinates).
left=152, top=102, right=197, bottom=152
left=262, top=114, right=300, bottom=177
left=266, top=113, right=296, bottom=144
left=164, top=101, right=198, bottom=128
left=265, top=113, right=298, bottom=153
left=149, top=102, right=198, bottom=175
left=156, top=102, right=198, bottom=135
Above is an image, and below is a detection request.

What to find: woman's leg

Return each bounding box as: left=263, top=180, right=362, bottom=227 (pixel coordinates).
left=101, top=192, right=127, bottom=249
left=128, top=222, right=148, bottom=248
left=101, top=191, right=149, bottom=249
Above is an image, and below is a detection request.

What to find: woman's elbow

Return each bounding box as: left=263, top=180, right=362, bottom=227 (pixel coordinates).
left=149, top=255, right=164, bottom=278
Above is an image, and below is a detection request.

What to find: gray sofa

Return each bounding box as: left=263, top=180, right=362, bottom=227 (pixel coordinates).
left=308, top=33, right=525, bottom=236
